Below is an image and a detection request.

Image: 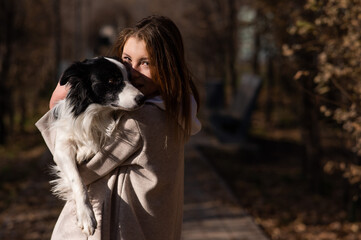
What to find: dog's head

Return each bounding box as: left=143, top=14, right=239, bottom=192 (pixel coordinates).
left=60, top=57, right=145, bottom=116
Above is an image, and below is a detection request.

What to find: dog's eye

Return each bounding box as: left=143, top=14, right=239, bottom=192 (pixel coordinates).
left=108, top=78, right=116, bottom=84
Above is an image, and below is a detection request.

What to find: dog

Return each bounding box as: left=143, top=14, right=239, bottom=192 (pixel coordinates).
left=49, top=57, right=144, bottom=236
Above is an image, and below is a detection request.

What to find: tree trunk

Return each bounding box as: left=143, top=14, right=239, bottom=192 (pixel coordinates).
left=53, top=0, right=62, bottom=80
left=252, top=10, right=261, bottom=75
left=265, top=54, right=274, bottom=123
left=226, top=0, right=238, bottom=98
left=74, top=0, right=83, bottom=59
left=301, top=73, right=323, bottom=192
left=0, top=0, right=15, bottom=144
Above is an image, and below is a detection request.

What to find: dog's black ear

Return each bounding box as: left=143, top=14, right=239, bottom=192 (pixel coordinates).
left=60, top=60, right=93, bottom=116
left=59, top=62, right=87, bottom=86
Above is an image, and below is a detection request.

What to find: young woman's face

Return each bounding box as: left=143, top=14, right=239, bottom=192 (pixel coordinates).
left=122, top=37, right=159, bottom=98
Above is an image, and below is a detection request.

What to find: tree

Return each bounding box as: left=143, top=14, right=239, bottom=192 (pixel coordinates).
left=280, top=0, right=361, bottom=216
left=0, top=0, right=17, bottom=143
left=248, top=0, right=326, bottom=190
left=0, top=0, right=55, bottom=142
left=180, top=0, right=242, bottom=106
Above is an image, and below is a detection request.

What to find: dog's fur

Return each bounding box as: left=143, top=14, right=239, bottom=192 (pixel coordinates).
left=49, top=57, right=144, bottom=235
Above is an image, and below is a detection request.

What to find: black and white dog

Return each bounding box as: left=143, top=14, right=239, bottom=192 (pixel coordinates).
left=49, top=57, right=144, bottom=235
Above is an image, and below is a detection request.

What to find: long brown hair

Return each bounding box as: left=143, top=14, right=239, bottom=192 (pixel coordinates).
left=111, top=15, right=199, bottom=138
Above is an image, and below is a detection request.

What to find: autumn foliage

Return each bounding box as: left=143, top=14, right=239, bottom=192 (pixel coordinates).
left=283, top=0, right=361, bottom=192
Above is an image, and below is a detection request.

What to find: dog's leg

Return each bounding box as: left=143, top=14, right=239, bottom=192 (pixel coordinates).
left=54, top=137, right=97, bottom=236
left=76, top=145, right=95, bottom=164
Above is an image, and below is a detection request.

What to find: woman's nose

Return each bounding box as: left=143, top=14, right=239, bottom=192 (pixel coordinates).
left=130, top=65, right=141, bottom=78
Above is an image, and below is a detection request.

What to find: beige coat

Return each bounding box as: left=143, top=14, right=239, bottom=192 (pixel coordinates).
left=36, top=102, right=193, bottom=240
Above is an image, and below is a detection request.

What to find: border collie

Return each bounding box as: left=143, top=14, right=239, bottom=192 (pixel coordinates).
left=49, top=57, right=144, bottom=235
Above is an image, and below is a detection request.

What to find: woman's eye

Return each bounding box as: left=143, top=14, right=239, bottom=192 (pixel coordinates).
left=122, top=56, right=131, bottom=62
left=141, top=61, right=149, bottom=66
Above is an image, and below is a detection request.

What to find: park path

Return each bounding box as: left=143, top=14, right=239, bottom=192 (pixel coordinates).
left=0, top=128, right=269, bottom=240
left=182, top=131, right=269, bottom=240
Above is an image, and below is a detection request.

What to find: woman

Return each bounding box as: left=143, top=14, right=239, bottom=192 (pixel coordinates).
left=38, top=15, right=201, bottom=239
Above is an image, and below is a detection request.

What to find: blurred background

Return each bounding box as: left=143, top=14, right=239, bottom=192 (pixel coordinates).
left=1, top=0, right=361, bottom=239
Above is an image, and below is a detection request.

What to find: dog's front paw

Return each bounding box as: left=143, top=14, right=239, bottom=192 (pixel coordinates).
left=76, top=146, right=95, bottom=164
left=76, top=203, right=97, bottom=236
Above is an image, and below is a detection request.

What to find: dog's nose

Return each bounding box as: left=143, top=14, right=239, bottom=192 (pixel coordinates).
left=135, top=95, right=145, bottom=105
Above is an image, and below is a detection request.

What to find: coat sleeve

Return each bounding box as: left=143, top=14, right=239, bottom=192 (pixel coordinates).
left=35, top=110, right=143, bottom=186
left=35, top=110, right=57, bottom=155
left=78, top=116, right=142, bottom=185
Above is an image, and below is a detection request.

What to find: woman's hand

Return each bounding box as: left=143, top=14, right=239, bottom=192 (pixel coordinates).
left=49, top=82, right=69, bottom=109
